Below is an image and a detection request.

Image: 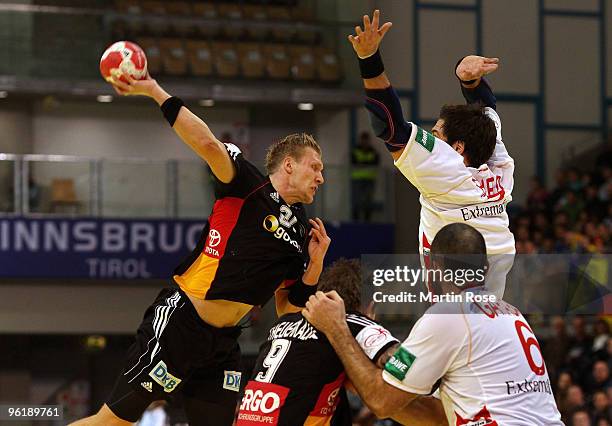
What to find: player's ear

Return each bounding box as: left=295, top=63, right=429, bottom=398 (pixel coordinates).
left=283, top=156, right=293, bottom=174
left=451, top=141, right=465, bottom=155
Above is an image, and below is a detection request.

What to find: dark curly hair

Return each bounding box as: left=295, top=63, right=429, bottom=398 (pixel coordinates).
left=317, top=258, right=362, bottom=312
left=439, top=104, right=497, bottom=168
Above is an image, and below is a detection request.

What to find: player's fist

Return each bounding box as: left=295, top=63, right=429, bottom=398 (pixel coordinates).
left=456, top=55, right=499, bottom=82
left=348, top=9, right=392, bottom=58
left=303, top=291, right=346, bottom=335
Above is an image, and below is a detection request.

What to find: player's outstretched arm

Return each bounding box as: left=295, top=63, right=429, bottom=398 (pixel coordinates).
left=109, top=75, right=235, bottom=183
left=349, top=10, right=411, bottom=161
left=455, top=55, right=499, bottom=109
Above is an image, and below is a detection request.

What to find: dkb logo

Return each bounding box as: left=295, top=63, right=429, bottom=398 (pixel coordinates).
left=149, top=360, right=182, bottom=393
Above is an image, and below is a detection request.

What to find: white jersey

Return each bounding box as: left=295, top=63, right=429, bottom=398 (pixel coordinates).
left=394, top=108, right=515, bottom=256
left=382, top=292, right=563, bottom=425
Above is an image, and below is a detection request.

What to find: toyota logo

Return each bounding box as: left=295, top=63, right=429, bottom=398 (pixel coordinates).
left=208, top=229, right=221, bottom=247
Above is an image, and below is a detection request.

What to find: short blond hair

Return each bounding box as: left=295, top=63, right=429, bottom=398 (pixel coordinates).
left=265, top=133, right=322, bottom=174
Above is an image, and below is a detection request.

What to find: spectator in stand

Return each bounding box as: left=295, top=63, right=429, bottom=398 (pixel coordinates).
left=585, top=185, right=606, bottom=221
left=556, top=372, right=574, bottom=411
left=550, top=169, right=569, bottom=209
left=527, top=176, right=549, bottom=211
left=350, top=132, right=380, bottom=222
left=598, top=166, right=612, bottom=202
left=589, top=361, right=611, bottom=394
left=568, top=317, right=595, bottom=387
left=545, top=317, right=571, bottom=380
left=593, top=320, right=610, bottom=358
left=558, top=191, right=586, bottom=226
left=554, top=224, right=570, bottom=253
left=591, top=390, right=611, bottom=424
left=563, top=385, right=587, bottom=422
left=568, top=168, right=585, bottom=193
left=572, top=409, right=592, bottom=426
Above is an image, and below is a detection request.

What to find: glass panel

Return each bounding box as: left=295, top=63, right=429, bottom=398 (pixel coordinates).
left=0, top=159, right=16, bottom=213
left=177, top=160, right=215, bottom=219
left=323, top=165, right=350, bottom=221
left=101, top=161, right=166, bottom=218
left=307, top=165, right=394, bottom=223
left=28, top=160, right=91, bottom=215
left=349, top=166, right=395, bottom=223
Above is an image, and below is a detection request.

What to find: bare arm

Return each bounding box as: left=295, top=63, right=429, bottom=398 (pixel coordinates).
left=390, top=396, right=447, bottom=426
left=303, top=292, right=418, bottom=419
left=109, top=76, right=235, bottom=183
left=456, top=55, right=499, bottom=109
left=348, top=11, right=407, bottom=162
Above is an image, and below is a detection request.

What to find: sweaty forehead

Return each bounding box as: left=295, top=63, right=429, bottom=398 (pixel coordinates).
left=301, top=148, right=323, bottom=164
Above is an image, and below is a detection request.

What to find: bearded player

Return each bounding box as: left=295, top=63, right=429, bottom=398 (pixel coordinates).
left=70, top=75, right=330, bottom=425
left=353, top=10, right=515, bottom=298
left=305, top=224, right=563, bottom=425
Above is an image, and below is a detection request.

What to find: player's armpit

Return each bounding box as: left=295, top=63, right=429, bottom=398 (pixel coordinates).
left=390, top=396, right=447, bottom=426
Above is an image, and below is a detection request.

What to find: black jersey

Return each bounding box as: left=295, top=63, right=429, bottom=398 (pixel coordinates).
left=237, top=312, right=398, bottom=426
left=173, top=143, right=308, bottom=306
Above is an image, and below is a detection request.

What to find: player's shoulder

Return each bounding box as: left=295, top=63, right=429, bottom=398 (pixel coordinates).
left=276, top=311, right=304, bottom=324
left=345, top=311, right=390, bottom=337
left=345, top=311, right=379, bottom=328
left=416, top=302, right=469, bottom=339
left=216, top=143, right=267, bottom=196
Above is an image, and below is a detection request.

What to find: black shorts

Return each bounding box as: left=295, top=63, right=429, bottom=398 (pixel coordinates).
left=107, top=287, right=243, bottom=425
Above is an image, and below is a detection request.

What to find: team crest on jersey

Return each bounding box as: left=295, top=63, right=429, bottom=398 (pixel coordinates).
left=415, top=127, right=435, bottom=153
left=455, top=406, right=498, bottom=426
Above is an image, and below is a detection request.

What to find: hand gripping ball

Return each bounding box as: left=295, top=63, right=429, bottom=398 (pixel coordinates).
left=100, top=41, right=147, bottom=83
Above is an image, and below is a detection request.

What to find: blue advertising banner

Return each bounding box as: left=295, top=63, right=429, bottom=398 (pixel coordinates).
left=0, top=217, right=206, bottom=279
left=0, top=217, right=394, bottom=279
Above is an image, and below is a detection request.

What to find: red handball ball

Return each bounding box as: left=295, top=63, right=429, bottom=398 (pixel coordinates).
left=100, top=41, right=147, bottom=83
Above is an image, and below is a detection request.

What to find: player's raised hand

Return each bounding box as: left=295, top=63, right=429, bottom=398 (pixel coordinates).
left=109, top=72, right=158, bottom=98
left=456, top=55, right=499, bottom=81
left=303, top=290, right=347, bottom=335
left=308, top=218, right=331, bottom=265
left=348, top=9, right=392, bottom=58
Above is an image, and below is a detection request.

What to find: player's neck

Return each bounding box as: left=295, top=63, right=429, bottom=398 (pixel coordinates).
left=269, top=173, right=300, bottom=205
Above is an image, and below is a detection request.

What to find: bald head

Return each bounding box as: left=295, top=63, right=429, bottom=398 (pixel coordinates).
left=431, top=223, right=487, bottom=256
left=430, top=223, right=488, bottom=288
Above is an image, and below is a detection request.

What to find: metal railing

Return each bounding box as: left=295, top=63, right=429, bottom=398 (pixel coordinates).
left=0, top=154, right=395, bottom=223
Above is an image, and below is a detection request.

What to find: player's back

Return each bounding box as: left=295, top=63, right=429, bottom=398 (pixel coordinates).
left=237, top=312, right=397, bottom=426
left=440, top=299, right=563, bottom=425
